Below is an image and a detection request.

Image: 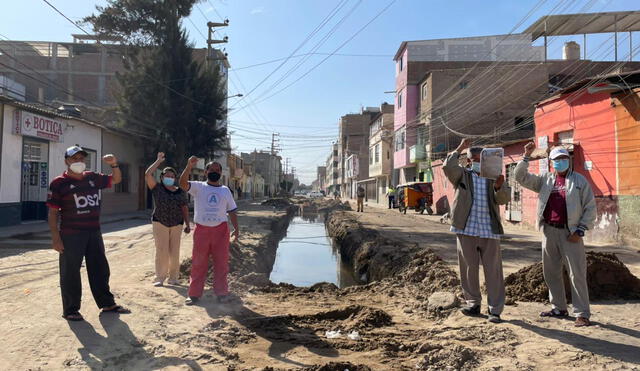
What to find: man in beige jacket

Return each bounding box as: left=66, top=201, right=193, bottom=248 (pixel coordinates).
left=515, top=142, right=596, bottom=327
left=443, top=139, right=511, bottom=323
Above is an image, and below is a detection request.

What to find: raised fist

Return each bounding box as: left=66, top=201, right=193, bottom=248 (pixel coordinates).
left=157, top=152, right=165, bottom=161
left=457, top=138, right=472, bottom=152
left=103, top=154, right=118, bottom=165
left=524, top=142, right=536, bottom=157
left=188, top=156, right=199, bottom=166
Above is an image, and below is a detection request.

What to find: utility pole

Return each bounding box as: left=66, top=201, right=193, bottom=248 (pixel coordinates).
left=268, top=133, right=280, bottom=196
left=206, top=20, right=229, bottom=70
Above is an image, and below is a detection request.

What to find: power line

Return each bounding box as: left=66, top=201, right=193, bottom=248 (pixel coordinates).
left=231, top=0, right=398, bottom=114
left=231, top=0, right=350, bottom=108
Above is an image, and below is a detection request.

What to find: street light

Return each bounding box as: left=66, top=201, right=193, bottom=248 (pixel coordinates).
left=225, top=93, right=243, bottom=100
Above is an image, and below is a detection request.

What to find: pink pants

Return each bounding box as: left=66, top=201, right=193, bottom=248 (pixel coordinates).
left=188, top=223, right=230, bottom=297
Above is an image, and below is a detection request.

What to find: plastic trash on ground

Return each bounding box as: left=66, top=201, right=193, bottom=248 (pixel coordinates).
left=347, top=330, right=361, bottom=340
left=325, top=330, right=342, bottom=339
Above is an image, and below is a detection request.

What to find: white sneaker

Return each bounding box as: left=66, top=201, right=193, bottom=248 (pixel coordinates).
left=167, top=279, right=179, bottom=285
left=153, top=281, right=163, bottom=287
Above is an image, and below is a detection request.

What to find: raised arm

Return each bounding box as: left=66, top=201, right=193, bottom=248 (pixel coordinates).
left=179, top=156, right=199, bottom=191
left=514, top=142, right=544, bottom=193
left=145, top=152, right=165, bottom=190
left=443, top=138, right=471, bottom=187
left=103, top=154, right=121, bottom=185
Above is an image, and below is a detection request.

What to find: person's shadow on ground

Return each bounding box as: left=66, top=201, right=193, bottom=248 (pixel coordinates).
left=509, top=319, right=640, bottom=364
left=67, top=313, right=202, bottom=370
left=198, top=293, right=340, bottom=368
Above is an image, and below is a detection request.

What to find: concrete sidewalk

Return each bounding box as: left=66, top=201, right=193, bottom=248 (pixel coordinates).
left=0, top=210, right=152, bottom=239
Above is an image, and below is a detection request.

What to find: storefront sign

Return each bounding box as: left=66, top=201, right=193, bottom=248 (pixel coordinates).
left=12, top=110, right=66, bottom=142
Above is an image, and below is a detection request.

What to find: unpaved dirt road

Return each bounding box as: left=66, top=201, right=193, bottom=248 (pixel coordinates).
left=0, top=199, right=639, bottom=370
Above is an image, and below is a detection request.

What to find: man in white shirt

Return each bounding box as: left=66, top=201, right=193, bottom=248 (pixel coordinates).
left=179, top=157, right=239, bottom=305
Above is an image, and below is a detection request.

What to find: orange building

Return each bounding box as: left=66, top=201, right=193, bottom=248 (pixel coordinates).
left=533, top=71, right=640, bottom=241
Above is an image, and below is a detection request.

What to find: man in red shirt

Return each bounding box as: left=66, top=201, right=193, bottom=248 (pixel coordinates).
left=47, top=145, right=130, bottom=321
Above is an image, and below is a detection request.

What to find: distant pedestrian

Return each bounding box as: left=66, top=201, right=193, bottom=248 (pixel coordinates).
left=145, top=152, right=190, bottom=287
left=386, top=186, right=396, bottom=209
left=356, top=185, right=365, bottom=212
left=237, top=187, right=243, bottom=200
left=47, top=145, right=130, bottom=321
left=179, top=157, right=239, bottom=305
left=333, top=190, right=339, bottom=200
left=515, top=143, right=596, bottom=327
left=443, top=138, right=511, bottom=324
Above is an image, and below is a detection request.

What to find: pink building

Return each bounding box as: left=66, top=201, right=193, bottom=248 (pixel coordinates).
left=392, top=34, right=543, bottom=185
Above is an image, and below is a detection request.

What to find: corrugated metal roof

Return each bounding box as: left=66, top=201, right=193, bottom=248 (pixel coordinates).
left=524, top=11, right=640, bottom=40
left=537, top=69, right=640, bottom=105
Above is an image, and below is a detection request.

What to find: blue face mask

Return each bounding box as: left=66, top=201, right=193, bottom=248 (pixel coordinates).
left=162, top=177, right=175, bottom=186
left=552, top=159, right=570, bottom=172
left=471, top=162, right=481, bottom=173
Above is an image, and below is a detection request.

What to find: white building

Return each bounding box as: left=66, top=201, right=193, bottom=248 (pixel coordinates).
left=0, top=96, right=146, bottom=226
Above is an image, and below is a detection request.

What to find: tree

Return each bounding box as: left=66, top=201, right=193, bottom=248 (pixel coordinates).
left=84, top=0, right=227, bottom=167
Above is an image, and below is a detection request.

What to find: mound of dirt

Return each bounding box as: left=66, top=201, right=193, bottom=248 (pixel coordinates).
left=300, top=305, right=393, bottom=330
left=505, top=251, right=640, bottom=302
left=261, top=198, right=293, bottom=208
left=303, top=362, right=372, bottom=371
left=398, top=249, right=460, bottom=295
left=415, top=344, right=478, bottom=370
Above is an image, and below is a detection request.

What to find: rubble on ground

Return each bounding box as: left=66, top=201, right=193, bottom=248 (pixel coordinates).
left=261, top=198, right=293, bottom=209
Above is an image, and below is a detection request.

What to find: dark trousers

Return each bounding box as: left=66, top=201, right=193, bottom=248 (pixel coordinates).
left=388, top=195, right=395, bottom=209
left=59, top=230, right=115, bottom=316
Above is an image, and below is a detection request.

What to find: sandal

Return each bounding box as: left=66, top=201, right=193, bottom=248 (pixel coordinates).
left=575, top=317, right=591, bottom=327
left=540, top=308, right=568, bottom=317
left=101, top=305, right=131, bottom=314
left=63, top=313, right=84, bottom=321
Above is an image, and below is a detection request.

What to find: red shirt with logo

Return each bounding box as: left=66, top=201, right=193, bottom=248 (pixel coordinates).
left=47, top=171, right=112, bottom=232
left=543, top=174, right=568, bottom=225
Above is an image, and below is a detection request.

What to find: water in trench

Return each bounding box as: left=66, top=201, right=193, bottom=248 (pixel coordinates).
left=269, top=212, right=360, bottom=288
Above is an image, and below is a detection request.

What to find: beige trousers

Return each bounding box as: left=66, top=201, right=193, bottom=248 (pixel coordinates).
left=152, top=222, right=183, bottom=282
left=541, top=224, right=590, bottom=318
left=456, top=234, right=505, bottom=315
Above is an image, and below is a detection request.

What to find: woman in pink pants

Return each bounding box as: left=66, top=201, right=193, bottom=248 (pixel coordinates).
left=179, top=157, right=239, bottom=305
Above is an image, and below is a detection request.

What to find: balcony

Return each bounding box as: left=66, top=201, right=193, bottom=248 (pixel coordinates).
left=409, top=144, right=427, bottom=163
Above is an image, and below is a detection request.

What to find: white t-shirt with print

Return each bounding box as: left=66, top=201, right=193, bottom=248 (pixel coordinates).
left=188, top=181, right=237, bottom=227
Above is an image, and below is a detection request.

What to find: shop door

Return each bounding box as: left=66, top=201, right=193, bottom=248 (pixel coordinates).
left=21, top=138, right=50, bottom=221
left=505, top=163, right=522, bottom=222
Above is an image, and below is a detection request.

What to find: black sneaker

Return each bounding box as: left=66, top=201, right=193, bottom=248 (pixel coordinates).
left=460, top=304, right=481, bottom=316
left=487, top=311, right=502, bottom=323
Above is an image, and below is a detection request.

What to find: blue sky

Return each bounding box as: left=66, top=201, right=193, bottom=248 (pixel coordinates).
left=2, top=0, right=639, bottom=183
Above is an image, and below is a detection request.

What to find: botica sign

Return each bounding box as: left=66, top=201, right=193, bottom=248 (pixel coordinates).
left=12, top=110, right=66, bottom=142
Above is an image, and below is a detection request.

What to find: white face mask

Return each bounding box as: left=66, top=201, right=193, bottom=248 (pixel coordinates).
left=69, top=162, right=86, bottom=174
left=471, top=162, right=481, bottom=173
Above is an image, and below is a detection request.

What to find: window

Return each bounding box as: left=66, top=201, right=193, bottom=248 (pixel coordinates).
left=387, top=150, right=390, bottom=159
left=84, top=149, right=97, bottom=172
left=398, top=92, right=403, bottom=108
left=399, top=56, right=403, bottom=72
left=375, top=144, right=380, bottom=163
left=369, top=149, right=373, bottom=165
left=514, top=116, right=533, bottom=131
left=422, top=83, right=428, bottom=100
left=395, top=128, right=406, bottom=151
left=114, top=163, right=129, bottom=193
left=459, top=81, right=469, bottom=89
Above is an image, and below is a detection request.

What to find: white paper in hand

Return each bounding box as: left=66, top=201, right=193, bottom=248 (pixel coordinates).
left=480, top=148, right=504, bottom=180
